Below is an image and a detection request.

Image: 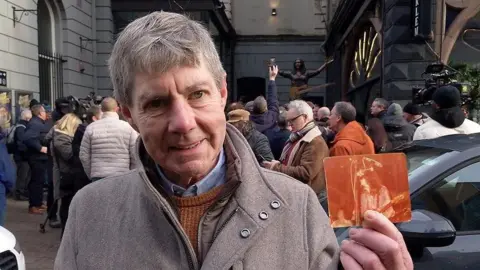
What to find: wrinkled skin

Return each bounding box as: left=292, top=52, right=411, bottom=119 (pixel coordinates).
left=122, top=63, right=228, bottom=187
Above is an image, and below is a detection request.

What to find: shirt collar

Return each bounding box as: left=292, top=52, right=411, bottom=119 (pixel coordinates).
left=156, top=148, right=227, bottom=197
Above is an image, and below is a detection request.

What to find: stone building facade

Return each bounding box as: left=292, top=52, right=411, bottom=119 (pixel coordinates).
left=0, top=0, right=340, bottom=124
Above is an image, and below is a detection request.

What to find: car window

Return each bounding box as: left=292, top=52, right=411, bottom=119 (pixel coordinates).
left=411, top=161, right=480, bottom=232
left=404, top=148, right=457, bottom=178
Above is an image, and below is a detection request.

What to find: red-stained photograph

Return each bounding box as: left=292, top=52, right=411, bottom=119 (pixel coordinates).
left=324, top=153, right=412, bottom=228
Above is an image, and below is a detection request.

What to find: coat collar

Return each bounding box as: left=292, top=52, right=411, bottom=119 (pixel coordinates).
left=286, top=126, right=322, bottom=165
left=133, top=124, right=289, bottom=269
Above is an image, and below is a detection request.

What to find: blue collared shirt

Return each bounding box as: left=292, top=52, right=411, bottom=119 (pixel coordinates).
left=156, top=148, right=227, bottom=197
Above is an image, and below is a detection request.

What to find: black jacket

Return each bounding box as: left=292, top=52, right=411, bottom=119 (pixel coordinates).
left=270, top=129, right=291, bottom=160
left=245, top=129, right=274, bottom=163
left=68, top=123, right=91, bottom=194
left=23, top=116, right=50, bottom=161
left=383, top=115, right=417, bottom=150
left=13, top=119, right=29, bottom=161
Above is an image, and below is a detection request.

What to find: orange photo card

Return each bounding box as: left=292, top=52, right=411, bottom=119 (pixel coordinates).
left=323, top=153, right=412, bottom=228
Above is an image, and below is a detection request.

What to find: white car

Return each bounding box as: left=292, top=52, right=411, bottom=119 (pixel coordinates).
left=0, top=226, right=25, bottom=270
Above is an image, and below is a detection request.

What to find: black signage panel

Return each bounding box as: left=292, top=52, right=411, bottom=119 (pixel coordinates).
left=0, top=71, right=6, bottom=87
left=413, top=0, right=432, bottom=40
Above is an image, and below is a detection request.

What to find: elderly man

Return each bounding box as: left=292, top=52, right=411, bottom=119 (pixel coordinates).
left=55, top=12, right=412, bottom=270
left=317, top=106, right=330, bottom=127
left=328, top=102, right=375, bottom=156
left=12, top=109, right=32, bottom=201
left=262, top=100, right=329, bottom=195
left=370, top=98, right=389, bottom=120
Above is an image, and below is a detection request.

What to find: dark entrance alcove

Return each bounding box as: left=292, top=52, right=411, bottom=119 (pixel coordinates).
left=236, top=77, right=266, bottom=103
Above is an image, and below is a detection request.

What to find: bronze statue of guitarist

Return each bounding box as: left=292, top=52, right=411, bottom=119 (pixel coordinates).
left=278, top=58, right=334, bottom=100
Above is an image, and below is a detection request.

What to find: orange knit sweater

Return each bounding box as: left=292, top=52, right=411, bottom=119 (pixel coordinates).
left=171, top=185, right=224, bottom=255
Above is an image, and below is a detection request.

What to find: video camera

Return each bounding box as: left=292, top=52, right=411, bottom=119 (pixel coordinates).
left=56, top=92, right=105, bottom=121
left=412, top=63, right=472, bottom=106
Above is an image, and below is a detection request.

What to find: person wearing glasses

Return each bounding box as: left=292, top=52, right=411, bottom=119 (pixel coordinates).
left=262, top=100, right=329, bottom=195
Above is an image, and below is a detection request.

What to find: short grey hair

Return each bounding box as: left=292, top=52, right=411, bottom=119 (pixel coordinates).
left=317, top=107, right=330, bottom=118
left=20, top=109, right=32, bottom=120
left=245, top=101, right=254, bottom=113
left=334, top=101, right=356, bottom=123
left=373, top=98, right=389, bottom=110
left=109, top=11, right=225, bottom=106
left=288, top=100, right=314, bottom=121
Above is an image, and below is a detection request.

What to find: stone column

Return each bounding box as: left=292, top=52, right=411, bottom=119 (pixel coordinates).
left=382, top=0, right=436, bottom=102
left=95, top=0, right=115, bottom=96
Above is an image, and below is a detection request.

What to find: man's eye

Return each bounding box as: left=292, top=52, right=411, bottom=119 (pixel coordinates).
left=189, top=91, right=206, bottom=100
left=146, top=99, right=166, bottom=109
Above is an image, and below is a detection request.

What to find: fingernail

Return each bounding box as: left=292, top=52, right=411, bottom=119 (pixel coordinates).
left=341, top=240, right=349, bottom=246
left=364, top=210, right=375, bottom=220
left=349, top=228, right=358, bottom=236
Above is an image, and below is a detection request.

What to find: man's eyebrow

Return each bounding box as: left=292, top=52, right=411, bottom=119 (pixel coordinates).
left=183, top=81, right=213, bottom=92
left=138, top=93, right=167, bottom=104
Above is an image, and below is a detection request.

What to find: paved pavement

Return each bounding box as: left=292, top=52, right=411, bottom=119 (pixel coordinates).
left=3, top=199, right=61, bottom=270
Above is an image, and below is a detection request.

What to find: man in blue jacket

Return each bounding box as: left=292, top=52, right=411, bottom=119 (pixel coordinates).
left=23, top=104, right=50, bottom=214
left=0, top=139, right=16, bottom=226
left=249, top=65, right=280, bottom=143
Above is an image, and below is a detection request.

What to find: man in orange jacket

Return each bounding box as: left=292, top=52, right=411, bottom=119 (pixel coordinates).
left=328, top=101, right=375, bottom=156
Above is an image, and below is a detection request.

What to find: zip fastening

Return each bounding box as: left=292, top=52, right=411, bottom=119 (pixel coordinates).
left=212, top=207, right=239, bottom=242
left=197, top=186, right=239, bottom=261
left=140, top=171, right=199, bottom=270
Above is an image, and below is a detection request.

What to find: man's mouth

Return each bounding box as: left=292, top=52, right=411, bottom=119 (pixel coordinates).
left=173, top=139, right=204, bottom=150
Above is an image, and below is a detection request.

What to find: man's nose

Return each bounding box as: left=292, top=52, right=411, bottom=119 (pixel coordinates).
left=168, top=100, right=197, bottom=134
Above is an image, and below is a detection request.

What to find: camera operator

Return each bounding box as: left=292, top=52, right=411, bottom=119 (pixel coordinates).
left=413, top=85, right=480, bottom=140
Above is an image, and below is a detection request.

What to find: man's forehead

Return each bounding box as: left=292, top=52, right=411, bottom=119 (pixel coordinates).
left=135, top=70, right=216, bottom=98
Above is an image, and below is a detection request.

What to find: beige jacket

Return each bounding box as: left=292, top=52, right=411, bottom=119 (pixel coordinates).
left=273, top=127, right=329, bottom=194
left=55, top=124, right=340, bottom=270
left=79, top=112, right=138, bottom=179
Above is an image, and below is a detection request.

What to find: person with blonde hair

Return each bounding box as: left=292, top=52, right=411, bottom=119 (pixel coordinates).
left=47, top=113, right=81, bottom=233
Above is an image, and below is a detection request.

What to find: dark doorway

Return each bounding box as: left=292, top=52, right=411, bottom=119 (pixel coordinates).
left=347, top=76, right=380, bottom=124
left=236, top=77, right=266, bottom=103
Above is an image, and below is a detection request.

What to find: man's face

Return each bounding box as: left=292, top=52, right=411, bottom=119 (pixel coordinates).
left=313, top=106, right=319, bottom=119
left=123, top=63, right=227, bottom=185
left=39, top=108, right=47, bottom=120
left=370, top=101, right=383, bottom=116
left=327, top=107, right=341, bottom=132
left=93, top=113, right=102, bottom=122
left=403, top=112, right=413, bottom=122
left=286, top=109, right=307, bottom=132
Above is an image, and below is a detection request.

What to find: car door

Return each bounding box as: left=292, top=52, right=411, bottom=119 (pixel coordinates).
left=410, top=159, right=480, bottom=269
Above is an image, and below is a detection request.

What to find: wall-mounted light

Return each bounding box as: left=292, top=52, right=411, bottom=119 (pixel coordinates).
left=271, top=8, right=277, bottom=16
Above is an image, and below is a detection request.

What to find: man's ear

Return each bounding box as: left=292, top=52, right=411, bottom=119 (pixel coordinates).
left=121, top=105, right=140, bottom=131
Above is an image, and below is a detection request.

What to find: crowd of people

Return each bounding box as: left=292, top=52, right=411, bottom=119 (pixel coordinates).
left=1, top=10, right=479, bottom=270
left=0, top=96, right=138, bottom=234
left=225, top=65, right=480, bottom=204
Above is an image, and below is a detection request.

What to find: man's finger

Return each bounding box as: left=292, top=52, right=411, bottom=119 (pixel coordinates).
left=362, top=210, right=400, bottom=240
left=361, top=211, right=413, bottom=270
left=348, top=228, right=402, bottom=269
left=341, top=240, right=386, bottom=270
left=339, top=251, right=362, bottom=270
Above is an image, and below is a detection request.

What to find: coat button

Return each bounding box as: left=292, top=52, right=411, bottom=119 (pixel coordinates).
left=240, top=229, right=251, bottom=238
left=270, top=200, right=281, bottom=209
left=259, top=211, right=269, bottom=220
